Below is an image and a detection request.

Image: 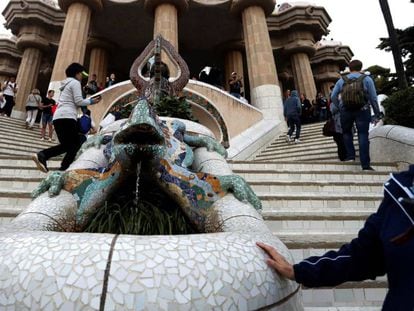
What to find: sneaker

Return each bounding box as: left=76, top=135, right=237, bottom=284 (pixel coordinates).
left=40, top=137, right=45, bottom=141
left=32, top=152, right=48, bottom=173
left=344, top=158, right=355, bottom=162
left=362, top=166, right=375, bottom=171
left=294, top=138, right=301, bottom=143
left=286, top=135, right=291, bottom=143
left=47, top=137, right=52, bottom=142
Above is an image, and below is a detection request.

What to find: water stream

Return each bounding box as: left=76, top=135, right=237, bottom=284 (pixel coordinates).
left=134, top=161, right=142, bottom=205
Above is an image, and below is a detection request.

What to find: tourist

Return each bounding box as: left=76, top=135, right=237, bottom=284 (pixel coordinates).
left=0, top=76, right=18, bottom=117
left=331, top=59, right=381, bottom=171
left=257, top=165, right=414, bottom=311
left=40, top=90, right=56, bottom=141
left=283, top=90, right=302, bottom=143
left=0, top=92, right=5, bottom=113
left=330, top=95, right=347, bottom=161
left=283, top=89, right=291, bottom=104
left=300, top=93, right=312, bottom=124
left=32, top=63, right=101, bottom=172
left=228, top=72, right=243, bottom=99
left=25, top=89, right=42, bottom=129
left=84, top=73, right=98, bottom=95
left=316, top=92, right=328, bottom=121
left=105, top=73, right=116, bottom=88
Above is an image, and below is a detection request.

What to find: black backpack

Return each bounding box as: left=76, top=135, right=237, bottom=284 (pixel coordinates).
left=341, top=75, right=367, bottom=110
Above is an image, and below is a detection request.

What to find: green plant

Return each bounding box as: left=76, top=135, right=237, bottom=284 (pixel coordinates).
left=382, top=87, right=414, bottom=128
left=83, top=177, right=196, bottom=235
left=154, top=95, right=197, bottom=122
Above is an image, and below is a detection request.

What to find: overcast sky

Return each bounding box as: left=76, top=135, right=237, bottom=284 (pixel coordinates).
left=0, top=0, right=413, bottom=72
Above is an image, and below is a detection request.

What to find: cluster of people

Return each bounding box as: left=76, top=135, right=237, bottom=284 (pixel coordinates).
left=195, top=68, right=249, bottom=103
left=283, top=59, right=381, bottom=171
left=83, top=73, right=117, bottom=96
left=283, top=90, right=329, bottom=125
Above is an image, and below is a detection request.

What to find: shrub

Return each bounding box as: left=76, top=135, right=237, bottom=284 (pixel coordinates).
left=154, top=95, right=197, bottom=122
left=382, top=87, right=414, bottom=128
left=83, top=175, right=196, bottom=235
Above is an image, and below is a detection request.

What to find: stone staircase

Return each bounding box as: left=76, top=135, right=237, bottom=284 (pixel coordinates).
left=229, top=122, right=396, bottom=310
left=0, top=116, right=394, bottom=309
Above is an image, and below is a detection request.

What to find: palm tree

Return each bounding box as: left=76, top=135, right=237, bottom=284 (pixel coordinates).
left=379, top=0, right=408, bottom=89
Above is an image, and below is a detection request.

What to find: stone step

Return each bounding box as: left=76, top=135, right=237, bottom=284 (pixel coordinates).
left=0, top=141, right=44, bottom=155
left=266, top=219, right=365, bottom=234
left=2, top=177, right=383, bottom=197
left=260, top=192, right=381, bottom=210
left=0, top=135, right=55, bottom=150
left=302, top=285, right=386, bottom=309
left=233, top=170, right=389, bottom=182
left=0, top=176, right=43, bottom=191
left=263, top=209, right=375, bottom=221
left=259, top=141, right=343, bottom=156
left=255, top=146, right=357, bottom=161
left=264, top=139, right=338, bottom=153
left=229, top=161, right=397, bottom=173
left=0, top=155, right=61, bottom=166
left=250, top=181, right=383, bottom=194
left=0, top=121, right=45, bottom=139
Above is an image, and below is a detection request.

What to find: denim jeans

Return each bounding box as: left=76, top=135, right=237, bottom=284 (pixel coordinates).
left=340, top=108, right=371, bottom=168
left=287, top=115, right=301, bottom=139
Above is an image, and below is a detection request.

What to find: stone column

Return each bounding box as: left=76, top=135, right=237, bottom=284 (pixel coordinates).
left=224, top=50, right=244, bottom=92
left=283, top=30, right=318, bottom=102
left=320, top=82, right=332, bottom=98
left=290, top=52, right=317, bottom=99
left=145, top=0, right=188, bottom=77
left=13, top=25, right=49, bottom=118
left=49, top=0, right=102, bottom=93
left=231, top=0, right=283, bottom=121
left=87, top=38, right=114, bottom=89
left=153, top=3, right=179, bottom=49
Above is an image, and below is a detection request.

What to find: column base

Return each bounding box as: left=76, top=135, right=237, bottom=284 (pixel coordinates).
left=250, top=84, right=284, bottom=121
left=228, top=84, right=288, bottom=160
left=11, top=110, right=26, bottom=120
left=48, top=81, right=63, bottom=101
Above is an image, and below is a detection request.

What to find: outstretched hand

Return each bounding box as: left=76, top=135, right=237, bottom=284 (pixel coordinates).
left=256, top=242, right=295, bottom=280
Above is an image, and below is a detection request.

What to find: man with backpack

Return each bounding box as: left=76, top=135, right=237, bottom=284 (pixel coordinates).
left=331, top=59, right=381, bottom=171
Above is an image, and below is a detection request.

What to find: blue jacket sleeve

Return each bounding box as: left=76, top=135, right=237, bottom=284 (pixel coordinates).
left=296, top=98, right=302, bottom=115
left=330, top=79, right=343, bottom=108
left=293, top=201, right=386, bottom=287
left=364, top=76, right=380, bottom=117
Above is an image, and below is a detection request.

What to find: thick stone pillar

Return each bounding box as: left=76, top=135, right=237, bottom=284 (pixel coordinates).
left=154, top=3, right=178, bottom=49
left=13, top=25, right=49, bottom=118
left=87, top=38, right=114, bottom=89
left=320, top=82, right=332, bottom=98
left=89, top=47, right=108, bottom=89
left=232, top=1, right=283, bottom=121
left=50, top=0, right=102, bottom=92
left=224, top=50, right=244, bottom=92
left=14, top=48, right=43, bottom=116
left=145, top=0, right=188, bottom=77
left=290, top=52, right=317, bottom=99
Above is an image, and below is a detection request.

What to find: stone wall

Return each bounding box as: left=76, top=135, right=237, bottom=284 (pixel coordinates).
left=370, top=125, right=414, bottom=169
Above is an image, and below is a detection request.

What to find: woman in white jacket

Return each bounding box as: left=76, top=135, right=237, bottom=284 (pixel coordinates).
left=32, top=63, right=101, bottom=172
left=25, top=89, right=42, bottom=129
